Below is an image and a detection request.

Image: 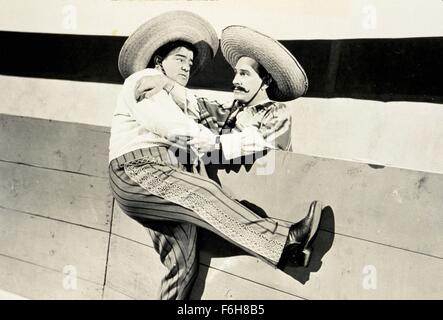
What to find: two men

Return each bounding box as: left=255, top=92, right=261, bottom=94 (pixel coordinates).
left=109, top=11, right=322, bottom=300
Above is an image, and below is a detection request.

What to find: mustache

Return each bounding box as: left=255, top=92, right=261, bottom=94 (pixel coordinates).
left=232, top=85, right=250, bottom=93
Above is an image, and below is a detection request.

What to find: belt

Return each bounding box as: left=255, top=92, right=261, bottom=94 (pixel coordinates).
left=112, top=146, right=199, bottom=171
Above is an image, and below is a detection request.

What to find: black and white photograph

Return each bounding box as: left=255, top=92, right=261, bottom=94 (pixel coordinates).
left=0, top=0, right=442, bottom=302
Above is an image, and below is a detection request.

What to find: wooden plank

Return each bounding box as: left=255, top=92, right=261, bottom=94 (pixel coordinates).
left=105, top=234, right=299, bottom=300
left=4, top=115, right=440, bottom=298
left=100, top=218, right=443, bottom=299
left=109, top=163, right=443, bottom=298
left=198, top=229, right=443, bottom=299
left=112, top=204, right=300, bottom=299
left=0, top=114, right=109, bottom=177
left=112, top=205, right=301, bottom=298
left=211, top=151, right=443, bottom=258
left=104, top=234, right=164, bottom=299
left=102, top=286, right=134, bottom=300
left=0, top=207, right=109, bottom=285
left=190, top=264, right=301, bottom=300
left=111, top=151, right=443, bottom=259
left=111, top=203, right=153, bottom=247
left=0, top=288, right=28, bottom=300
left=0, top=254, right=103, bottom=299
left=0, top=161, right=112, bottom=231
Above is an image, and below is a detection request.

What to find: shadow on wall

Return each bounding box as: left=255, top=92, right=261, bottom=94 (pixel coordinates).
left=191, top=206, right=335, bottom=299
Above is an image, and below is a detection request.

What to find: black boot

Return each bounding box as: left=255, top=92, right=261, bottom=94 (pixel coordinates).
left=277, top=201, right=323, bottom=269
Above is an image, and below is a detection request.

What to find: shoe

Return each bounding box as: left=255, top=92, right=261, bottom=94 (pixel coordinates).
left=278, top=200, right=323, bottom=269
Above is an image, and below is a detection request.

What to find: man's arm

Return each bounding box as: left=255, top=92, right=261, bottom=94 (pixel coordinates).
left=134, top=74, right=233, bottom=127
left=123, top=74, right=202, bottom=140
left=194, top=97, right=232, bottom=132
left=216, top=103, right=291, bottom=160
left=134, top=73, right=176, bottom=102
left=189, top=104, right=291, bottom=159
left=131, top=74, right=292, bottom=157
left=255, top=103, right=292, bottom=151
left=134, top=73, right=207, bottom=122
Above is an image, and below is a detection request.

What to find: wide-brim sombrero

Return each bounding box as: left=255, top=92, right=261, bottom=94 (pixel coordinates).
left=118, top=11, right=219, bottom=79
left=221, top=25, right=308, bottom=101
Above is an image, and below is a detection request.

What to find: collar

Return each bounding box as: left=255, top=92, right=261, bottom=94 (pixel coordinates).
left=239, top=99, right=274, bottom=111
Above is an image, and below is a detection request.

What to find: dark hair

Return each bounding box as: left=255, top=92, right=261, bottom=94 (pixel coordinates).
left=147, top=40, right=197, bottom=68
left=257, top=63, right=273, bottom=86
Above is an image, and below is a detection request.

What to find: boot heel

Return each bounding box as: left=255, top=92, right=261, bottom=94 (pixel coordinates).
left=295, top=247, right=312, bottom=267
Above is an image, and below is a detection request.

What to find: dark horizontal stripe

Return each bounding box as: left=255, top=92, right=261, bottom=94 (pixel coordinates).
left=0, top=31, right=441, bottom=103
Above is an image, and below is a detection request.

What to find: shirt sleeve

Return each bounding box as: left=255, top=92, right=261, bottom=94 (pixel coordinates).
left=121, top=74, right=201, bottom=140
left=196, top=97, right=233, bottom=133
left=219, top=128, right=276, bottom=160
left=257, top=103, right=292, bottom=151
left=169, top=89, right=227, bottom=128
left=184, top=91, right=203, bottom=122
left=219, top=103, right=292, bottom=160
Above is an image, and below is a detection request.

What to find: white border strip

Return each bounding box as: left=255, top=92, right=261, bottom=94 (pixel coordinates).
left=0, top=0, right=442, bottom=39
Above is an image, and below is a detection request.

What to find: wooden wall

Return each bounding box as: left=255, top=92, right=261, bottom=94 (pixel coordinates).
left=1, top=113, right=442, bottom=299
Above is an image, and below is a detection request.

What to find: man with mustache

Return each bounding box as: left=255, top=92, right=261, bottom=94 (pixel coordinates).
left=111, top=15, right=322, bottom=300
left=135, top=26, right=307, bottom=161
left=133, top=24, right=315, bottom=212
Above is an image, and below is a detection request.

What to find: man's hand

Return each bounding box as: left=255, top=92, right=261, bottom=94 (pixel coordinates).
left=189, top=129, right=218, bottom=153
left=134, top=74, right=174, bottom=102
left=239, top=127, right=276, bottom=152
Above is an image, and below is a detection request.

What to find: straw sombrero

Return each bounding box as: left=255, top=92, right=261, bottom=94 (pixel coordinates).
left=221, top=26, right=308, bottom=101
left=118, top=11, right=219, bottom=79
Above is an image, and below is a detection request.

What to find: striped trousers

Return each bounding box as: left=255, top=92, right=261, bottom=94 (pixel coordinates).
left=109, top=146, right=291, bottom=300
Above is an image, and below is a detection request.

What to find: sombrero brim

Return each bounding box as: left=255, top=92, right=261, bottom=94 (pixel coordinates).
left=118, top=11, right=219, bottom=79
left=221, top=26, right=308, bottom=101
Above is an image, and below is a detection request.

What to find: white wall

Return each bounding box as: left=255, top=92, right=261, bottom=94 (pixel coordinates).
left=289, top=97, right=443, bottom=173
left=1, top=75, right=442, bottom=174
left=0, top=0, right=442, bottom=39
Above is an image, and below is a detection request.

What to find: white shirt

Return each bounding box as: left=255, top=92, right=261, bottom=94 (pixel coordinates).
left=109, top=68, right=205, bottom=162
left=109, top=68, right=280, bottom=163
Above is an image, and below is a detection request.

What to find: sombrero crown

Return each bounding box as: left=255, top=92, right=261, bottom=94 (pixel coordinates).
left=118, top=11, right=219, bottom=79
left=221, top=25, right=308, bottom=101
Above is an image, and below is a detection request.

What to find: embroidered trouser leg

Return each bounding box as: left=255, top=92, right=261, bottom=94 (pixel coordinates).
left=109, top=147, right=291, bottom=298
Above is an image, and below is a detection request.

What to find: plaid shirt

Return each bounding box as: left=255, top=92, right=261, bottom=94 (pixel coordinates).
left=189, top=97, right=292, bottom=152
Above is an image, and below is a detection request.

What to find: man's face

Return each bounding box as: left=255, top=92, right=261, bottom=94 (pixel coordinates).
left=161, top=46, right=194, bottom=86
left=232, top=56, right=264, bottom=104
